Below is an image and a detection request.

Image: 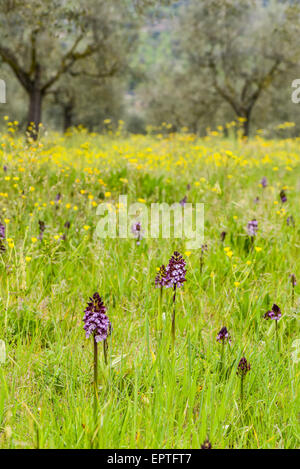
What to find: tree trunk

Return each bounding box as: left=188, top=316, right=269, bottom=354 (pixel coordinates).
left=27, top=88, right=43, bottom=139
left=27, top=65, right=43, bottom=140
left=242, top=117, right=249, bottom=137
left=239, top=107, right=252, bottom=138
left=63, top=101, right=74, bottom=132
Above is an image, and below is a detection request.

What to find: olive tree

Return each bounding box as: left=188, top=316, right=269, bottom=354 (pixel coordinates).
left=178, top=0, right=300, bottom=136
left=0, top=0, right=172, bottom=136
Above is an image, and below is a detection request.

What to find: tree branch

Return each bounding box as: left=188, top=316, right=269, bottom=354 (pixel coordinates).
left=247, top=59, right=281, bottom=109
left=69, top=61, right=121, bottom=79
left=41, top=35, right=96, bottom=93
left=209, top=60, right=242, bottom=116
left=29, top=29, right=39, bottom=76
left=0, top=44, right=32, bottom=90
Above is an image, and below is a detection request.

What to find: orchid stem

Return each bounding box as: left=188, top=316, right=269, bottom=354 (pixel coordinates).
left=171, top=284, right=176, bottom=347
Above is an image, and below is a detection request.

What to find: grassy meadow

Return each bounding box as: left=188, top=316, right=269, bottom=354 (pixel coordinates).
left=0, top=121, right=299, bottom=449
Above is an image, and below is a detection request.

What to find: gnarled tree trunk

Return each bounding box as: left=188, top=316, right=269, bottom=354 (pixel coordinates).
left=63, top=96, right=75, bottom=132
left=27, top=88, right=43, bottom=138
left=27, top=66, right=43, bottom=140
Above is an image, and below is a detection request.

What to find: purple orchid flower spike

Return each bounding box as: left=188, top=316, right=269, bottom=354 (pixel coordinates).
left=237, top=356, right=251, bottom=406
left=264, top=303, right=282, bottom=321
left=38, top=220, right=45, bottom=240
left=0, top=222, right=5, bottom=253
left=0, top=222, right=5, bottom=240
left=83, top=293, right=111, bottom=343
left=247, top=219, right=258, bottom=237
left=131, top=221, right=143, bottom=245
left=290, top=274, right=297, bottom=287
left=164, top=251, right=187, bottom=289
left=280, top=189, right=287, bottom=203
left=217, top=326, right=231, bottom=344
left=155, top=265, right=168, bottom=288
left=237, top=357, right=251, bottom=378
left=83, top=293, right=111, bottom=399
left=179, top=195, right=187, bottom=207
left=264, top=304, right=282, bottom=351
left=220, top=231, right=226, bottom=242
left=287, top=215, right=295, bottom=227
left=201, top=439, right=212, bottom=449
left=217, top=326, right=231, bottom=372
left=260, top=177, right=267, bottom=188
left=161, top=251, right=187, bottom=346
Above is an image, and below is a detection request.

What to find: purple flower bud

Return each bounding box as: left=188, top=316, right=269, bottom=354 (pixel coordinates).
left=55, top=193, right=62, bottom=202
left=64, top=221, right=71, bottom=229
left=287, top=215, right=295, bottom=227
left=217, top=326, right=231, bottom=344
left=131, top=221, right=143, bottom=245
left=0, top=222, right=5, bottom=253
left=132, top=221, right=141, bottom=233
left=290, top=274, right=297, bottom=287
left=0, top=222, right=5, bottom=240
left=220, top=231, right=226, bottom=242
left=264, top=303, right=282, bottom=321
left=280, top=190, right=287, bottom=203
left=179, top=195, right=187, bottom=207
left=247, top=219, right=258, bottom=237
left=237, top=357, right=251, bottom=377
left=38, top=220, right=45, bottom=240
left=83, top=293, right=111, bottom=343
left=201, top=439, right=212, bottom=449
left=155, top=264, right=168, bottom=288
left=3, top=165, right=7, bottom=172
left=260, top=177, right=267, bottom=188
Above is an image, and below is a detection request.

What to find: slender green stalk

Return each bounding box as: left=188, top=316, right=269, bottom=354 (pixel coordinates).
left=275, top=320, right=279, bottom=353
left=103, top=338, right=108, bottom=366
left=160, top=285, right=163, bottom=310
left=200, top=253, right=204, bottom=274
left=93, top=336, right=98, bottom=405
left=220, top=342, right=225, bottom=373
left=240, top=376, right=244, bottom=409
left=157, top=285, right=163, bottom=340
left=171, top=284, right=177, bottom=347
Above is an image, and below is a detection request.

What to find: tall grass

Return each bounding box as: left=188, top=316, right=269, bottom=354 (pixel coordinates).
left=0, top=127, right=299, bottom=448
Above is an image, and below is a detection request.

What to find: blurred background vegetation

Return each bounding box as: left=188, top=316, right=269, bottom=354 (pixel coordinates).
left=0, top=0, right=300, bottom=137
